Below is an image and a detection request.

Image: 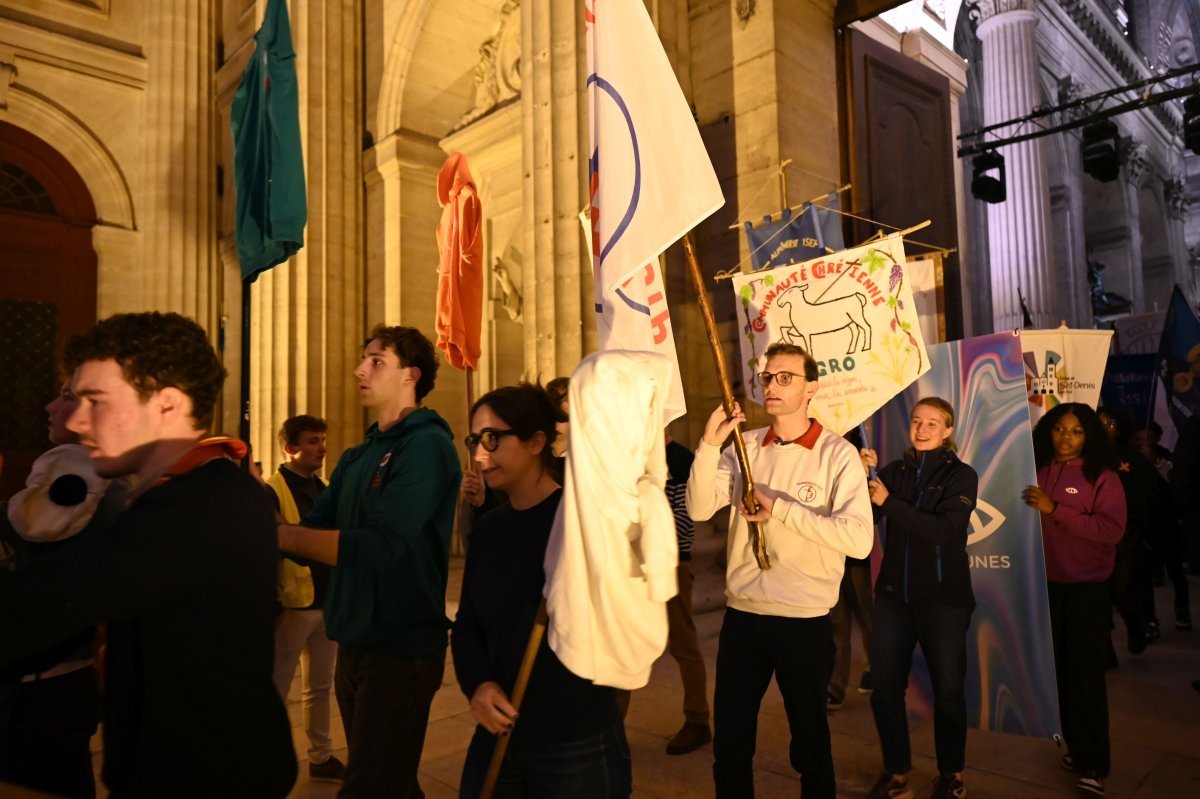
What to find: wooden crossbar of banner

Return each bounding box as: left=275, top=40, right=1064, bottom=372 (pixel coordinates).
left=714, top=219, right=935, bottom=282
left=727, top=183, right=853, bottom=231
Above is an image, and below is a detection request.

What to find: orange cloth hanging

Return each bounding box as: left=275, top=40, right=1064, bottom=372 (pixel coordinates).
left=435, top=152, right=483, bottom=371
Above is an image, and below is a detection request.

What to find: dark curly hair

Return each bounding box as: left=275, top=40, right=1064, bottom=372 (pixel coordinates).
left=545, top=376, right=570, bottom=413
left=363, top=324, right=439, bottom=401
left=64, top=312, right=226, bottom=431
left=471, top=383, right=566, bottom=476
left=278, top=414, right=327, bottom=451
left=1032, top=402, right=1119, bottom=484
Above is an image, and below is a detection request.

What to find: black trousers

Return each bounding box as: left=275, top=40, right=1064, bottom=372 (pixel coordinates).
left=335, top=648, right=445, bottom=799
left=0, top=666, right=100, bottom=799
left=712, top=608, right=836, bottom=799
left=869, top=592, right=972, bottom=776
left=1049, top=581, right=1111, bottom=778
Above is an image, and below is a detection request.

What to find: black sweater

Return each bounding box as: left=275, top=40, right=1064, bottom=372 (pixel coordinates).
left=451, top=489, right=619, bottom=746
left=0, top=458, right=297, bottom=798
left=874, top=449, right=978, bottom=606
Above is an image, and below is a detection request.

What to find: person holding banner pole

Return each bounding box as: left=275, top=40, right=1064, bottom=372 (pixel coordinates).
left=1024, top=403, right=1126, bottom=798
left=860, top=398, right=977, bottom=799
left=452, top=384, right=630, bottom=799
left=687, top=342, right=873, bottom=799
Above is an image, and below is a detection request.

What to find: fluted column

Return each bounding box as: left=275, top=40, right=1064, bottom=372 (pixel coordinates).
left=1164, top=176, right=1193, bottom=299
left=974, top=0, right=1056, bottom=330
left=142, top=2, right=218, bottom=325
left=520, top=0, right=591, bottom=380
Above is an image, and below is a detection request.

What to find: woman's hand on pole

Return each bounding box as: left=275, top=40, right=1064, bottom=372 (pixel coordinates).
left=470, top=681, right=518, bottom=735
left=1021, top=485, right=1055, bottom=515
left=867, top=478, right=889, bottom=507
left=702, top=402, right=746, bottom=447
left=860, top=448, right=879, bottom=475
left=462, top=469, right=486, bottom=508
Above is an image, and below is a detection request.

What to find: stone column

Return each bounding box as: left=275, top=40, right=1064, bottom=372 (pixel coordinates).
left=142, top=2, right=218, bottom=325
left=1050, top=77, right=1090, bottom=327
left=520, top=0, right=591, bottom=380
left=1119, top=141, right=1149, bottom=313
left=1164, top=176, right=1193, bottom=298
left=973, top=0, right=1056, bottom=330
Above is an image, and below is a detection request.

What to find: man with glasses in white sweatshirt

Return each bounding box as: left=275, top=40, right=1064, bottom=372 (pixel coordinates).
left=687, top=341, right=873, bottom=799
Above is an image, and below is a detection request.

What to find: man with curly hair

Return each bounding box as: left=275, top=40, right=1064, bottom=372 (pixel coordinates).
left=0, top=312, right=297, bottom=798
left=277, top=324, right=462, bottom=799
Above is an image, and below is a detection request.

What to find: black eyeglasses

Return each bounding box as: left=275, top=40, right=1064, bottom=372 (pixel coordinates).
left=464, top=429, right=518, bottom=452
left=756, top=370, right=798, bottom=387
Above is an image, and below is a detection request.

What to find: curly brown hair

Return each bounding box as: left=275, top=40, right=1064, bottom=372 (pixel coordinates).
left=64, top=312, right=227, bottom=430
left=363, top=324, right=440, bottom=401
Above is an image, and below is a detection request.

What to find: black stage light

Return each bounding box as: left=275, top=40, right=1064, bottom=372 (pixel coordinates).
left=971, top=149, right=1005, bottom=204
left=1081, top=119, right=1121, bottom=182
left=1185, top=94, right=1200, bottom=156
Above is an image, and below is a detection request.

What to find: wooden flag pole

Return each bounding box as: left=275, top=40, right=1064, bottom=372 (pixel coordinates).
left=480, top=602, right=549, bottom=799
left=683, top=233, right=770, bottom=570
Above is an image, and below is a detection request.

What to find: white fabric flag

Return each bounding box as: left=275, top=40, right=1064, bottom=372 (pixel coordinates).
left=581, top=209, right=687, bottom=424
left=586, top=0, right=723, bottom=301
left=1019, top=326, right=1113, bottom=424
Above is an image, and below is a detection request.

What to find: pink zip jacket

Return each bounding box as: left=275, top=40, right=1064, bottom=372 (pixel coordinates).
left=1037, top=460, right=1126, bottom=584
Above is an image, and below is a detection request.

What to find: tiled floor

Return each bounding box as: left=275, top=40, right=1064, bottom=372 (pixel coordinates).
left=80, top=561, right=1200, bottom=798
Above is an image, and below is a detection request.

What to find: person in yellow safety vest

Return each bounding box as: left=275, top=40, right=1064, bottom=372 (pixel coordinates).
left=267, top=415, right=346, bottom=784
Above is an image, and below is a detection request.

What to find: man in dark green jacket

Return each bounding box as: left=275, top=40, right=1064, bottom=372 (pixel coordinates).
left=277, top=324, right=462, bottom=799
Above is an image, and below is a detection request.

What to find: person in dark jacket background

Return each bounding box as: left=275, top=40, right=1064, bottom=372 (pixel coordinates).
left=861, top=397, right=978, bottom=799
left=1024, top=402, right=1125, bottom=798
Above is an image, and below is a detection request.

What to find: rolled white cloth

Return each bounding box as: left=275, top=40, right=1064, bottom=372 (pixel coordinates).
left=544, top=350, right=679, bottom=690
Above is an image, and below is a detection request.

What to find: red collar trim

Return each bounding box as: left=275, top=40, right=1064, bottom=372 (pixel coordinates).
left=154, top=437, right=249, bottom=487
left=762, top=419, right=823, bottom=450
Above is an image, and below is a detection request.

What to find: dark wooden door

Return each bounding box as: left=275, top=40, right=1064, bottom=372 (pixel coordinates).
left=842, top=28, right=963, bottom=339
left=0, top=121, right=97, bottom=500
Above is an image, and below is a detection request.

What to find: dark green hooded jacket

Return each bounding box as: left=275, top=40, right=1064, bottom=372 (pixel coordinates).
left=305, top=408, right=462, bottom=657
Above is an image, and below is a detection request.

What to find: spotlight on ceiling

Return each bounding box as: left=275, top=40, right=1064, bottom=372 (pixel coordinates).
left=1081, top=119, right=1122, bottom=182
left=1185, top=93, right=1200, bottom=156
left=971, top=149, right=1006, bottom=204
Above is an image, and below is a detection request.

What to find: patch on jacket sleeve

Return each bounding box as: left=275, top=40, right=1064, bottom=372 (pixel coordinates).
left=959, top=495, right=974, bottom=507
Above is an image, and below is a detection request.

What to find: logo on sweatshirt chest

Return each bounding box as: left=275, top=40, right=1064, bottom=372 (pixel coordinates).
left=1065, top=486, right=1079, bottom=494
left=795, top=481, right=823, bottom=505
left=370, top=452, right=393, bottom=489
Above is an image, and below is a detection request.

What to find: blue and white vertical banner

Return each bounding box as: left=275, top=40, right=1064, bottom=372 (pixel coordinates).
left=871, top=332, right=1060, bottom=739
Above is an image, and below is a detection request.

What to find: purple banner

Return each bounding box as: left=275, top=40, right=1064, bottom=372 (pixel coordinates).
left=870, top=332, right=1059, bottom=739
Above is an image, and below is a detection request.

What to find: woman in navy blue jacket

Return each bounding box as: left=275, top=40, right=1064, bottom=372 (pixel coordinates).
left=861, top=398, right=978, bottom=799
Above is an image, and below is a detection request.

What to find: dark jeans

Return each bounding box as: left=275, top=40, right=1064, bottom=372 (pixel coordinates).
left=335, top=649, right=445, bottom=799
left=712, top=608, right=836, bottom=799
left=0, top=666, right=100, bottom=799
left=1049, top=581, right=1111, bottom=778
left=869, top=592, right=972, bottom=776
left=1111, top=547, right=1149, bottom=642
left=458, top=720, right=632, bottom=799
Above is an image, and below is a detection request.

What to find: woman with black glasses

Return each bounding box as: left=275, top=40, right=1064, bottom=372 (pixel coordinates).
left=452, top=383, right=631, bottom=799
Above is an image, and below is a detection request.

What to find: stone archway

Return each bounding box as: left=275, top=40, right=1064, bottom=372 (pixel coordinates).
left=0, top=120, right=98, bottom=500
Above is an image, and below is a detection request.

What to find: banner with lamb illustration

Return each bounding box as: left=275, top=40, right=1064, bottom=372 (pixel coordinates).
left=731, top=233, right=930, bottom=434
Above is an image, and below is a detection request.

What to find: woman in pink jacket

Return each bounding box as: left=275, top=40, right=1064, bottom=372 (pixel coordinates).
left=1022, top=402, right=1126, bottom=798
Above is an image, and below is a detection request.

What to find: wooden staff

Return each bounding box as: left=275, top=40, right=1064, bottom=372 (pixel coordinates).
left=480, top=602, right=549, bottom=799
left=683, top=233, right=770, bottom=570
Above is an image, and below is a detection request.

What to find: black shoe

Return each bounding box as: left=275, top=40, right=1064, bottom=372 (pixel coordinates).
left=858, top=670, right=874, bottom=694
left=1076, top=774, right=1104, bottom=796
left=1127, top=632, right=1146, bottom=655
left=1176, top=607, right=1192, bottom=631
left=665, top=722, right=711, bottom=755
left=866, top=774, right=914, bottom=799
left=826, top=692, right=844, bottom=711
left=1146, top=619, right=1161, bottom=641
left=309, top=755, right=346, bottom=783
left=931, top=773, right=967, bottom=799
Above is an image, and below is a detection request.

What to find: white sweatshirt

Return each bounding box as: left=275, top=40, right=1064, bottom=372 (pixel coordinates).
left=544, top=351, right=679, bottom=690
left=686, top=420, right=873, bottom=618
